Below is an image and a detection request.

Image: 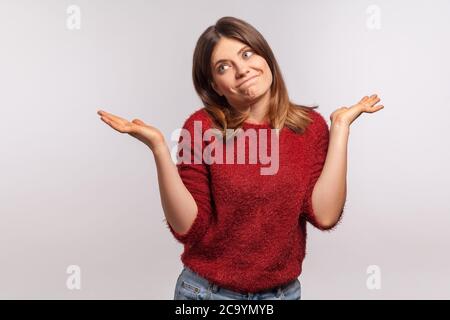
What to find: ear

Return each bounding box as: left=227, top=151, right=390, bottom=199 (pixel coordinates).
left=211, top=81, right=223, bottom=97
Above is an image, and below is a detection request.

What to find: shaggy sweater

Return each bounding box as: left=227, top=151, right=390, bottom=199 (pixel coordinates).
left=165, top=107, right=344, bottom=293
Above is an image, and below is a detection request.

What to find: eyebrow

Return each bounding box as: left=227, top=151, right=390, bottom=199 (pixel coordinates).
left=213, top=45, right=250, bottom=68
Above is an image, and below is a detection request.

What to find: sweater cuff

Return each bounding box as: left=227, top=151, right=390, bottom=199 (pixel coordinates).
left=303, top=183, right=344, bottom=231
left=164, top=203, right=211, bottom=246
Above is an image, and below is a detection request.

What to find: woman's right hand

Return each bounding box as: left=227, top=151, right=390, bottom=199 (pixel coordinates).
left=97, top=109, right=166, bottom=153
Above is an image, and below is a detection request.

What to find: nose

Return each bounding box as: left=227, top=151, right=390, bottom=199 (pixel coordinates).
left=235, top=61, right=250, bottom=78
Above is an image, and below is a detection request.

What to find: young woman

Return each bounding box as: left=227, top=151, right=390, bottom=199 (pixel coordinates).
left=97, top=16, right=384, bottom=300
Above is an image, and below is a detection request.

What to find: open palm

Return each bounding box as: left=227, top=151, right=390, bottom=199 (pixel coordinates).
left=97, top=110, right=165, bottom=152
left=330, top=94, right=384, bottom=126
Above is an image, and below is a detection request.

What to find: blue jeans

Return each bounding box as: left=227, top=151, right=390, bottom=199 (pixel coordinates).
left=174, top=266, right=301, bottom=300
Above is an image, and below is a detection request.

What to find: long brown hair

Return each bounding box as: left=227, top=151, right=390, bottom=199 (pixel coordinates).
left=192, top=16, right=319, bottom=137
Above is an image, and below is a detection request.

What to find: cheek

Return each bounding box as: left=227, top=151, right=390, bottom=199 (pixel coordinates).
left=265, top=69, right=273, bottom=86
left=225, top=78, right=240, bottom=94
left=211, top=79, right=228, bottom=95
left=260, top=68, right=272, bottom=87
left=256, top=58, right=272, bottom=83
left=216, top=76, right=236, bottom=92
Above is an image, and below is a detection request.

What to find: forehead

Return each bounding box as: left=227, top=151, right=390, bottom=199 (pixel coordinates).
left=211, top=37, right=247, bottom=64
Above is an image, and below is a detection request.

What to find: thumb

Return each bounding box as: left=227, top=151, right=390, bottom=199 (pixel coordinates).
left=132, top=118, right=146, bottom=126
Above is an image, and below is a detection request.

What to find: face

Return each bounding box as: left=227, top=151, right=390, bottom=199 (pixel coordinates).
left=210, top=37, right=273, bottom=110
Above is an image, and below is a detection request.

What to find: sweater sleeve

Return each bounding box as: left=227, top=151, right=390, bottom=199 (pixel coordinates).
left=302, top=110, right=343, bottom=231
left=164, top=111, right=214, bottom=246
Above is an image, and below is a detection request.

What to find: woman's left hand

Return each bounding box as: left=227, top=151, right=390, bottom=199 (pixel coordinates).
left=330, top=94, right=384, bottom=127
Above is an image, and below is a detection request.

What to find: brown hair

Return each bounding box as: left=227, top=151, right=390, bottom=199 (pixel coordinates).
left=192, top=16, right=319, bottom=138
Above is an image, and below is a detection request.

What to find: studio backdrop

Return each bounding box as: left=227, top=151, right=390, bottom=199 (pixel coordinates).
left=0, top=0, right=449, bottom=299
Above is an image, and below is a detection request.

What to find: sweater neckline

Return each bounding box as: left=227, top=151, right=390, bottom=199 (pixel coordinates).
left=242, top=120, right=271, bottom=128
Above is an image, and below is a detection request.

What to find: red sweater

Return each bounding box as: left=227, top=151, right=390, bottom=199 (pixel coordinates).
left=165, top=107, right=344, bottom=293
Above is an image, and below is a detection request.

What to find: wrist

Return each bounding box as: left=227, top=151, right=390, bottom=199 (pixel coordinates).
left=331, top=121, right=350, bottom=131
left=151, top=141, right=169, bottom=157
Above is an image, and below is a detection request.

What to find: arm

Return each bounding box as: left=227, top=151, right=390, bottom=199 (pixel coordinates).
left=96, top=109, right=212, bottom=245
left=308, top=122, right=348, bottom=230
left=303, top=94, right=384, bottom=230
left=160, top=114, right=214, bottom=245
left=152, top=143, right=200, bottom=236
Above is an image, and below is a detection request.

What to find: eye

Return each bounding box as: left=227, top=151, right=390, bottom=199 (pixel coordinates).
left=218, top=64, right=230, bottom=74
left=243, top=50, right=254, bottom=58
left=216, top=50, right=254, bottom=74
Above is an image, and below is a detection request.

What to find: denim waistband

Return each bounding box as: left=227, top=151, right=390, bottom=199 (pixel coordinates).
left=182, top=265, right=294, bottom=296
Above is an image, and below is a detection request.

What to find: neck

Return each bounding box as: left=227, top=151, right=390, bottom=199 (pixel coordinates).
left=237, top=89, right=271, bottom=123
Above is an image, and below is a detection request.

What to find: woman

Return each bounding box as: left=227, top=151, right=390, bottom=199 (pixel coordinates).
left=97, top=16, right=384, bottom=300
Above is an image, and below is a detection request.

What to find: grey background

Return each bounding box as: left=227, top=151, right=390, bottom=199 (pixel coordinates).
left=0, top=0, right=449, bottom=299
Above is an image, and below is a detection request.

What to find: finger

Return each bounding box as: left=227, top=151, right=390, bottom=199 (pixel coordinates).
left=361, top=96, right=381, bottom=108
left=100, top=116, right=113, bottom=126
left=366, top=105, right=384, bottom=113
left=98, top=110, right=128, bottom=123
left=369, top=97, right=381, bottom=105
left=98, top=110, right=113, bottom=117
left=132, top=119, right=146, bottom=126
left=99, top=114, right=119, bottom=127
left=100, top=116, right=118, bottom=128
left=100, top=116, right=131, bottom=133
left=374, top=104, right=384, bottom=111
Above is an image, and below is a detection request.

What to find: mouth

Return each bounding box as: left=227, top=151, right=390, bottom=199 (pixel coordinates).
left=238, top=75, right=259, bottom=88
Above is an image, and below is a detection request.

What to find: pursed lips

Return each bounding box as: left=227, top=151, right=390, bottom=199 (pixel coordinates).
left=238, top=75, right=259, bottom=88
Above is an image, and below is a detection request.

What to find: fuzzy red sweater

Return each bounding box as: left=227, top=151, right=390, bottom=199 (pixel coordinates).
left=165, top=107, right=344, bottom=293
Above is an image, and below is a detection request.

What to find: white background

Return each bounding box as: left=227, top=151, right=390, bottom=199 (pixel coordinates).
left=0, top=0, right=449, bottom=299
